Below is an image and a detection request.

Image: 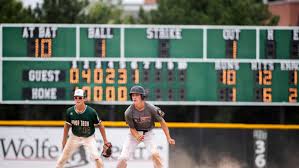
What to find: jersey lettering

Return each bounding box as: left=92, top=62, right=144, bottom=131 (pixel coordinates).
left=71, top=120, right=80, bottom=126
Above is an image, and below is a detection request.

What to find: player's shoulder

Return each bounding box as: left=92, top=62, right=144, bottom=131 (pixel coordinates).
left=86, top=105, right=97, bottom=113
left=124, top=105, right=133, bottom=116
left=66, top=106, right=75, bottom=113
left=145, top=102, right=158, bottom=111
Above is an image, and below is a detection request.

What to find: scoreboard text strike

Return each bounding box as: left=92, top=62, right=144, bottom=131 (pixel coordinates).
left=1, top=24, right=299, bottom=105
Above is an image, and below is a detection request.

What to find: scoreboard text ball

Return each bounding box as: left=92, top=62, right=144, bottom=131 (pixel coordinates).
left=1, top=24, right=299, bottom=105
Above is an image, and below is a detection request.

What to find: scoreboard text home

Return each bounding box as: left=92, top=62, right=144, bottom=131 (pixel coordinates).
left=0, top=24, right=299, bottom=105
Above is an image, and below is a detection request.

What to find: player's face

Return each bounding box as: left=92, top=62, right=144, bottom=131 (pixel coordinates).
left=131, top=93, right=142, bottom=104
left=74, top=96, right=84, bottom=105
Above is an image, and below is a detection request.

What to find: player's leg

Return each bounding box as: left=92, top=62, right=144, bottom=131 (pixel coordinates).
left=84, top=136, right=103, bottom=168
left=143, top=131, right=163, bottom=168
left=116, top=134, right=139, bottom=168
left=151, top=152, right=163, bottom=168
left=56, top=135, right=80, bottom=168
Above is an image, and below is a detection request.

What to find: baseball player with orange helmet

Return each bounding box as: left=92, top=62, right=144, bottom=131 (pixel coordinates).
left=56, top=89, right=111, bottom=168
left=116, top=85, right=175, bottom=168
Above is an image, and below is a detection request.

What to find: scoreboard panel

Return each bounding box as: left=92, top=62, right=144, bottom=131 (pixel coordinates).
left=3, top=26, right=76, bottom=57
left=125, top=28, right=203, bottom=58
left=259, top=29, right=292, bottom=59
left=80, top=27, right=121, bottom=57
left=0, top=24, right=299, bottom=105
left=207, top=29, right=256, bottom=59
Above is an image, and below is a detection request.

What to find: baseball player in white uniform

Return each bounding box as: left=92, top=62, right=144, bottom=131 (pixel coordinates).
left=56, top=89, right=110, bottom=168
left=116, top=85, right=175, bottom=168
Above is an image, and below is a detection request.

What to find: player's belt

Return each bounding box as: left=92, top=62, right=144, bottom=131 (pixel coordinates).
left=137, top=130, right=148, bottom=135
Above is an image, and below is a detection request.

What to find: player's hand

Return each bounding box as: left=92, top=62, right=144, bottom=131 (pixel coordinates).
left=103, top=139, right=109, bottom=145
left=136, top=135, right=144, bottom=142
left=168, top=138, right=175, bottom=145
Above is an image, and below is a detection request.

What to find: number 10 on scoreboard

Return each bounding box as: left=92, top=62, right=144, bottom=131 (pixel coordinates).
left=28, top=38, right=52, bottom=57
left=218, top=69, right=237, bottom=102
left=23, top=27, right=57, bottom=57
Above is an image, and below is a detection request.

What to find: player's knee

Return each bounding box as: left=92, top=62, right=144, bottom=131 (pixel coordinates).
left=95, top=158, right=104, bottom=168
left=151, top=152, right=161, bottom=161
left=56, top=161, right=64, bottom=168
left=116, top=159, right=127, bottom=168
left=90, top=153, right=101, bottom=160
left=118, top=152, right=130, bottom=161
left=152, top=151, right=161, bottom=157
left=56, top=156, right=67, bottom=168
left=55, top=164, right=62, bottom=168
left=151, top=152, right=163, bottom=168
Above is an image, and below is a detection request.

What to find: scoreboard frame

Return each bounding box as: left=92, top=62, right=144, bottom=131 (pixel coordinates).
left=0, top=23, right=299, bottom=106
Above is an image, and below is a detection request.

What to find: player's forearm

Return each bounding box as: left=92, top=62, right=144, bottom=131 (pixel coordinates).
left=129, top=128, right=141, bottom=139
left=160, top=120, right=171, bottom=139
left=62, top=124, right=70, bottom=141
left=99, top=124, right=108, bottom=143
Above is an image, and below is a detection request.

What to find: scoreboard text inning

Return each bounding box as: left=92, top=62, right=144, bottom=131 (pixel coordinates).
left=0, top=24, right=299, bottom=105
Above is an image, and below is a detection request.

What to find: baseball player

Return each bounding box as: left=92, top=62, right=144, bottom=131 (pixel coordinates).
left=56, top=89, right=110, bottom=168
left=116, top=85, right=175, bottom=168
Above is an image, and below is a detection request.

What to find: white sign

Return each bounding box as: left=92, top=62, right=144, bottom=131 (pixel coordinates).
left=88, top=27, right=113, bottom=39
left=22, top=27, right=57, bottom=38
left=223, top=29, right=241, bottom=40
left=146, top=27, right=182, bottom=39
left=0, top=127, right=169, bottom=168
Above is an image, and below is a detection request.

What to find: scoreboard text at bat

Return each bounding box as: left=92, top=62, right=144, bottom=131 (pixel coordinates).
left=2, top=24, right=299, bottom=104
left=22, top=27, right=57, bottom=57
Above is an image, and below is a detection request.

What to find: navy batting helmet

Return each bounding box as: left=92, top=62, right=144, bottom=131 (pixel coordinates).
left=129, top=85, right=146, bottom=100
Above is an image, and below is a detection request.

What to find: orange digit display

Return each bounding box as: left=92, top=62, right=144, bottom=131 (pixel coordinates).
left=94, top=86, right=103, bottom=101
left=263, top=70, right=272, bottom=85
left=231, top=87, right=236, bottom=102
left=289, top=88, right=297, bottom=103
left=102, top=39, right=106, bottom=57
left=221, top=70, right=236, bottom=85
left=134, top=69, right=140, bottom=84
left=118, top=86, right=127, bottom=101
left=94, top=68, right=103, bottom=84
left=227, top=70, right=236, bottom=85
left=40, top=39, right=52, bottom=57
left=70, top=68, right=79, bottom=84
left=82, top=86, right=91, bottom=101
left=294, top=71, right=297, bottom=85
left=263, top=88, right=272, bottom=102
left=118, top=69, right=127, bottom=84
left=258, top=70, right=272, bottom=85
left=232, top=40, right=237, bottom=59
left=35, top=39, right=39, bottom=57
left=106, top=86, right=115, bottom=101
left=222, top=70, right=227, bottom=84
left=34, top=39, right=52, bottom=57
left=106, top=68, right=115, bottom=84
left=82, top=69, right=91, bottom=84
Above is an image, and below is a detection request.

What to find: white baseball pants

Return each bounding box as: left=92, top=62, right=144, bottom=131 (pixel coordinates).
left=118, top=130, right=158, bottom=160
left=56, top=133, right=102, bottom=168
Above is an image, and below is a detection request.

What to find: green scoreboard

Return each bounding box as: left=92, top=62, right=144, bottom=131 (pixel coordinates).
left=0, top=24, right=299, bottom=105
